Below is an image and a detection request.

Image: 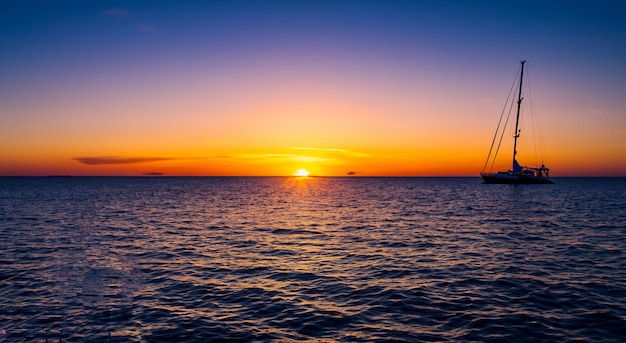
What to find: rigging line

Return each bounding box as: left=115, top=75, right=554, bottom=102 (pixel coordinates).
left=483, top=66, right=521, bottom=172
left=525, top=65, right=540, bottom=166
left=538, top=115, right=548, bottom=165
left=489, top=75, right=518, bottom=172
left=490, top=85, right=517, bottom=171
left=527, top=67, right=548, bottom=165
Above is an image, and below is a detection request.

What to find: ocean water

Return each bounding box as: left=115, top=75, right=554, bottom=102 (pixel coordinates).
left=0, top=176, right=625, bottom=342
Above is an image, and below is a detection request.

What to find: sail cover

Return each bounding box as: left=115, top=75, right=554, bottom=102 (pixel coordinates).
left=513, top=159, right=523, bottom=172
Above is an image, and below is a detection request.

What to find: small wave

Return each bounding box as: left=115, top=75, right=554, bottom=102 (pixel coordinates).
left=1, top=177, right=624, bottom=341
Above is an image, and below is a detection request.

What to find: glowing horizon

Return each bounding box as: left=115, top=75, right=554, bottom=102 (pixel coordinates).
left=1, top=1, right=625, bottom=177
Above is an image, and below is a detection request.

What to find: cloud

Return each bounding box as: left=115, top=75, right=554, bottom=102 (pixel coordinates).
left=194, top=153, right=331, bottom=164
left=138, top=24, right=158, bottom=33
left=72, top=149, right=366, bottom=168
left=74, top=157, right=173, bottom=165
left=102, top=8, right=129, bottom=18
left=214, top=153, right=330, bottom=164
left=588, top=108, right=607, bottom=114
left=290, top=147, right=369, bottom=157
left=290, top=147, right=350, bottom=153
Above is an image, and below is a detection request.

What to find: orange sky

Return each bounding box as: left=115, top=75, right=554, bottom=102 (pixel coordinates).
left=1, top=1, right=625, bottom=176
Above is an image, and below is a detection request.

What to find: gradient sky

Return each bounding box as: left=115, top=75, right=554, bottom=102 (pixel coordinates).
left=1, top=0, right=625, bottom=176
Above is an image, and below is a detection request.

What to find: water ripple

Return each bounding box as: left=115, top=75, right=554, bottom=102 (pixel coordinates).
left=0, top=177, right=625, bottom=341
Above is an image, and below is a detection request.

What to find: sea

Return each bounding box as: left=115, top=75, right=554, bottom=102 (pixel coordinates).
left=0, top=176, right=624, bottom=342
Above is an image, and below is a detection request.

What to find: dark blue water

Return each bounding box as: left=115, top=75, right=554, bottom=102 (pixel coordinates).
left=1, top=177, right=625, bottom=342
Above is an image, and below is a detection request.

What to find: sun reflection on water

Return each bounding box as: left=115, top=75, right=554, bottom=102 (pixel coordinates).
left=1, top=177, right=624, bottom=341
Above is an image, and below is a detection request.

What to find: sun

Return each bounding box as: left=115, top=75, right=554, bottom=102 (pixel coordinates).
left=293, top=168, right=310, bottom=177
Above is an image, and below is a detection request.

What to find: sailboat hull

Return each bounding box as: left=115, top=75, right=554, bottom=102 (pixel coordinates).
left=481, top=172, right=554, bottom=184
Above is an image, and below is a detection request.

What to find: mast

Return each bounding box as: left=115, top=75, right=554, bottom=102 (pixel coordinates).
left=512, top=60, right=525, bottom=170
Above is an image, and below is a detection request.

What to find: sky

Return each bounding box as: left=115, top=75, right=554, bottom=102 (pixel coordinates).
left=1, top=0, right=625, bottom=176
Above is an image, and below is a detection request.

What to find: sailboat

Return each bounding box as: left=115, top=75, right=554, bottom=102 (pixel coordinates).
left=481, top=61, right=554, bottom=184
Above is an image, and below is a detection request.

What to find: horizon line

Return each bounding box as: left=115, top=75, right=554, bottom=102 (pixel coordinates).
left=1, top=175, right=625, bottom=178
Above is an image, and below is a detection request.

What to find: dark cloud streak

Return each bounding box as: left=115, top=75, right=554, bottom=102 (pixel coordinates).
left=74, top=157, right=172, bottom=165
